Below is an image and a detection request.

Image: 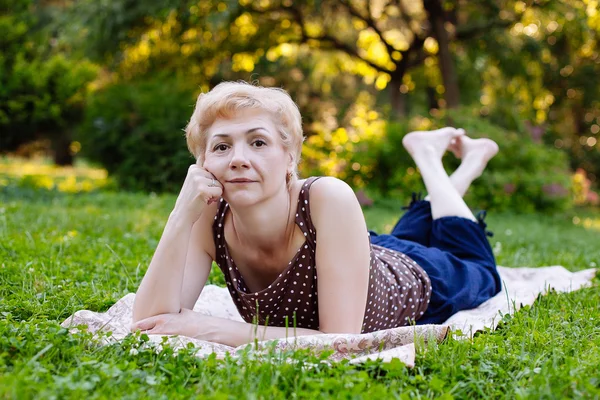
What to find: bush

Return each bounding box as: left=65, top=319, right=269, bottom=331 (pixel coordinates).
left=0, top=0, right=99, bottom=164
left=78, top=77, right=196, bottom=192
left=353, top=107, right=573, bottom=213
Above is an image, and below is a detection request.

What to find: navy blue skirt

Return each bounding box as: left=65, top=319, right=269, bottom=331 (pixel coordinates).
left=369, top=195, right=502, bottom=325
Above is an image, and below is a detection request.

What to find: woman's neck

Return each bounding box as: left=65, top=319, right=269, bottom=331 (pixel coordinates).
left=227, top=183, right=298, bottom=254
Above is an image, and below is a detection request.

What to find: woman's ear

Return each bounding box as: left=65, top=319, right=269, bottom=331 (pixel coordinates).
left=287, top=152, right=295, bottom=171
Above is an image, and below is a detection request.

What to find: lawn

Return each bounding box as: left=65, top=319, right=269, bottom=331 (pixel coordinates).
left=1, top=175, right=599, bottom=398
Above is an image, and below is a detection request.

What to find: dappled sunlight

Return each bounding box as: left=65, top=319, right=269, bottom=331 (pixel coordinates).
left=572, top=216, right=600, bottom=231
left=302, top=92, right=384, bottom=187
left=0, top=157, right=111, bottom=193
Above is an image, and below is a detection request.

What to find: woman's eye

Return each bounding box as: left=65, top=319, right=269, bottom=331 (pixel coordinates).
left=214, top=144, right=228, bottom=151
left=253, top=140, right=266, bottom=147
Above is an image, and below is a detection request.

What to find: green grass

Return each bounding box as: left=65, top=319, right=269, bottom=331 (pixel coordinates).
left=1, top=186, right=599, bottom=399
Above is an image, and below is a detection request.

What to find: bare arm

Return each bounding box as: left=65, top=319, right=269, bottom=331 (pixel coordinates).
left=130, top=307, right=324, bottom=348
left=132, top=164, right=222, bottom=323
left=132, top=213, right=195, bottom=322
left=180, top=211, right=217, bottom=310
left=311, top=177, right=371, bottom=334
left=209, top=317, right=323, bottom=347
left=132, top=208, right=218, bottom=322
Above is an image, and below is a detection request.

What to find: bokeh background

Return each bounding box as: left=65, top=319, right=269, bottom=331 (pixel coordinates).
left=1, top=0, right=599, bottom=213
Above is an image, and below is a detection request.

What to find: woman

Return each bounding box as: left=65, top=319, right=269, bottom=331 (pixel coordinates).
left=130, top=81, right=502, bottom=347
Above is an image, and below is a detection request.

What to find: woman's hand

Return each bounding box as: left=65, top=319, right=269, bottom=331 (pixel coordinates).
left=172, top=164, right=223, bottom=223
left=130, top=308, right=217, bottom=341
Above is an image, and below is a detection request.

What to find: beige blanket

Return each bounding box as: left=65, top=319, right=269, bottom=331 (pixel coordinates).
left=61, top=266, right=596, bottom=367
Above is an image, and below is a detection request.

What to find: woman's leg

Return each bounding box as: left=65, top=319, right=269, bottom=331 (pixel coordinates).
left=378, top=131, right=503, bottom=322
left=402, top=127, right=476, bottom=221
left=389, top=198, right=433, bottom=246
left=401, top=131, right=502, bottom=323
left=391, top=134, right=499, bottom=245
left=425, top=135, right=499, bottom=199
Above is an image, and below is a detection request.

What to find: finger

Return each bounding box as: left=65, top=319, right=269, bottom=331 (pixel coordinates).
left=194, top=169, right=224, bottom=189
left=187, top=167, right=222, bottom=189
left=188, top=165, right=213, bottom=179
left=204, top=186, right=223, bottom=205
left=131, top=317, right=158, bottom=332
left=203, top=175, right=224, bottom=192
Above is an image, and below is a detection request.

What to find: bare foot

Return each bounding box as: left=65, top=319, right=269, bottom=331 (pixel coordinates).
left=449, top=136, right=499, bottom=163
left=402, top=127, right=465, bottom=160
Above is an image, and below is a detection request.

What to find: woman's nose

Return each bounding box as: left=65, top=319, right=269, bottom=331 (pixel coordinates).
left=229, top=144, right=250, bottom=169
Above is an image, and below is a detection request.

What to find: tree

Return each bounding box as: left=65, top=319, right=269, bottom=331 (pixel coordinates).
left=461, top=0, right=600, bottom=184
left=0, top=0, right=98, bottom=165
left=70, top=0, right=522, bottom=118
left=237, top=0, right=525, bottom=116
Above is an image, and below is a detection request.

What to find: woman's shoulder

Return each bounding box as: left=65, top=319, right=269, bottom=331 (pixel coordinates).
left=305, top=176, right=355, bottom=200
left=304, top=176, right=362, bottom=222
left=303, top=176, right=369, bottom=257
left=299, top=175, right=350, bottom=190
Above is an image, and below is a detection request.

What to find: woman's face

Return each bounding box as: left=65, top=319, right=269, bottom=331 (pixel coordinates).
left=203, top=108, right=291, bottom=206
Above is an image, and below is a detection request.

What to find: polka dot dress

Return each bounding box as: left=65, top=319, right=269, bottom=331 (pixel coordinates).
left=212, top=177, right=432, bottom=333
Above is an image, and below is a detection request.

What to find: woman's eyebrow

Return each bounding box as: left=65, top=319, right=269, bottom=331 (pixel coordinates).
left=211, top=127, right=268, bottom=138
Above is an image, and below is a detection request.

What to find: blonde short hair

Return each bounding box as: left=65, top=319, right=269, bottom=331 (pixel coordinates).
left=185, top=81, right=304, bottom=185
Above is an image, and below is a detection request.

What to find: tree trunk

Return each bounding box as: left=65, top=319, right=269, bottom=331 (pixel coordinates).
left=426, top=86, right=438, bottom=110
left=52, top=132, right=74, bottom=166
left=424, top=0, right=460, bottom=108
left=389, top=75, right=407, bottom=119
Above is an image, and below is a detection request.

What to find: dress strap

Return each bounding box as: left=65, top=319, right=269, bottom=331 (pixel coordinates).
left=212, top=198, right=229, bottom=261
left=295, top=176, right=323, bottom=248
left=212, top=198, right=228, bottom=229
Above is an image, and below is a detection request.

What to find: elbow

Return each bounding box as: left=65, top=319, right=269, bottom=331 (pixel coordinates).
left=131, top=297, right=181, bottom=324
left=131, top=296, right=145, bottom=324
left=320, top=326, right=362, bottom=335
left=130, top=293, right=157, bottom=324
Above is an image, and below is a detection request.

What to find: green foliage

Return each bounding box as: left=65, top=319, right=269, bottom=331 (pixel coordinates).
left=355, top=108, right=573, bottom=213
left=459, top=0, right=600, bottom=187
left=0, top=0, right=99, bottom=157
left=1, top=54, right=98, bottom=135
left=78, top=76, right=196, bottom=192
left=447, top=108, right=573, bottom=212
left=4, top=0, right=599, bottom=196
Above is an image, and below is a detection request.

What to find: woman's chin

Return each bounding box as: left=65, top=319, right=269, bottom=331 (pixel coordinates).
left=224, top=192, right=260, bottom=207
